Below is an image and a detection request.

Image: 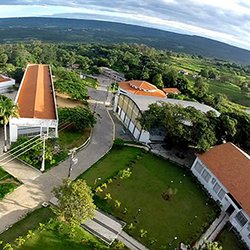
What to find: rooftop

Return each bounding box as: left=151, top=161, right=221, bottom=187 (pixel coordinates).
left=16, top=64, right=57, bottom=120
left=163, top=88, right=181, bottom=94
left=198, top=143, right=250, bottom=216
left=119, top=80, right=166, bottom=98
left=0, top=75, right=12, bottom=84
left=126, top=93, right=220, bottom=116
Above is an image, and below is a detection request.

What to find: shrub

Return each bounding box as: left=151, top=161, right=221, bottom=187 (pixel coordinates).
left=113, top=138, right=125, bottom=149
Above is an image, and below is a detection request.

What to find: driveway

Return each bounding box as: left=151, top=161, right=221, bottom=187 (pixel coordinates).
left=0, top=77, right=114, bottom=233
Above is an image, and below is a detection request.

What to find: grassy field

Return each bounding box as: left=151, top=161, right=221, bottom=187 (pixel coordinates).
left=209, top=81, right=250, bottom=107
left=80, top=146, right=218, bottom=249
left=216, top=225, right=247, bottom=250
left=0, top=167, right=20, bottom=200
left=58, top=127, right=91, bottom=150
left=0, top=207, right=125, bottom=250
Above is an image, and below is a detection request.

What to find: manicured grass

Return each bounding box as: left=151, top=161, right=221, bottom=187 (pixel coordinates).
left=80, top=147, right=218, bottom=249
left=216, top=225, right=247, bottom=250
left=0, top=207, right=55, bottom=245
left=0, top=207, right=126, bottom=250
left=80, top=146, right=142, bottom=187
left=58, top=128, right=91, bottom=150
left=209, top=81, right=250, bottom=107
left=0, top=166, right=20, bottom=200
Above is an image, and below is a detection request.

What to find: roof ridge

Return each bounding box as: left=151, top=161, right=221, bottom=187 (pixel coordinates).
left=230, top=142, right=250, bottom=160
left=33, top=64, right=45, bottom=118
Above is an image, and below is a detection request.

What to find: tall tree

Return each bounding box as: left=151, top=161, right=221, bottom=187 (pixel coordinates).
left=0, top=96, right=19, bottom=152
left=53, top=179, right=96, bottom=225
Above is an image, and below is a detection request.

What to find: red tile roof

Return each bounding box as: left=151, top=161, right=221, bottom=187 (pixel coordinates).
left=163, top=88, right=181, bottom=94
left=0, top=75, right=11, bottom=83
left=198, top=143, right=250, bottom=215
left=17, top=64, right=56, bottom=120
left=119, top=80, right=166, bottom=98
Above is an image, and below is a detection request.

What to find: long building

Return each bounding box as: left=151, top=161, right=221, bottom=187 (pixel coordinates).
left=191, top=143, right=250, bottom=248
left=9, top=64, right=58, bottom=142
left=114, top=80, right=220, bottom=143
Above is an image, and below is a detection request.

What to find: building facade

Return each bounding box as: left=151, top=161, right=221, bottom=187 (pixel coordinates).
left=9, top=64, right=58, bottom=142
left=114, top=80, right=220, bottom=144
left=191, top=143, right=250, bottom=248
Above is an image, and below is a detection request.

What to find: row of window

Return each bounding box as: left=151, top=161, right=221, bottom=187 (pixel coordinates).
left=194, top=162, right=226, bottom=200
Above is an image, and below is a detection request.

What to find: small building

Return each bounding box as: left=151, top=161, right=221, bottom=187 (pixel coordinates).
left=9, top=64, right=58, bottom=142
left=163, top=87, right=181, bottom=96
left=114, top=80, right=219, bottom=143
left=191, top=143, right=250, bottom=249
left=0, top=75, right=15, bottom=93
left=100, top=67, right=126, bottom=82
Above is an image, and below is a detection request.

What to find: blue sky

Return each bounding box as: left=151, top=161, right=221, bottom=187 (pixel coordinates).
left=0, top=0, right=250, bottom=50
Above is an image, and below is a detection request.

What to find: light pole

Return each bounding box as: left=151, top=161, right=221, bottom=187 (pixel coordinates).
left=169, top=236, right=178, bottom=246
left=40, top=134, right=46, bottom=172
left=68, top=148, right=78, bottom=179
left=134, top=208, right=141, bottom=222
left=189, top=215, right=198, bottom=225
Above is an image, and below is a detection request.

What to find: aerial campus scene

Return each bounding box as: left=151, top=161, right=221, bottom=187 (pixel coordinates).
left=0, top=1, right=249, bottom=250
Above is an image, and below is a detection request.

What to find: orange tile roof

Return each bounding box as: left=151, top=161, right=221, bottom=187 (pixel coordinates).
left=119, top=80, right=166, bottom=98
left=163, top=88, right=181, bottom=94
left=0, top=75, right=11, bottom=83
left=17, top=64, right=56, bottom=120
left=198, top=143, right=250, bottom=215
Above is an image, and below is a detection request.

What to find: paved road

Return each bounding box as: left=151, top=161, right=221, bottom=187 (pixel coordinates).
left=0, top=77, right=113, bottom=233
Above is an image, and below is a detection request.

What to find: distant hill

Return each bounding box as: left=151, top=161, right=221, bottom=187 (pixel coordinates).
left=0, top=17, right=250, bottom=65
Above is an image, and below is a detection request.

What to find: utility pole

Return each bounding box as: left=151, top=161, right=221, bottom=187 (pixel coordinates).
left=40, top=134, right=46, bottom=172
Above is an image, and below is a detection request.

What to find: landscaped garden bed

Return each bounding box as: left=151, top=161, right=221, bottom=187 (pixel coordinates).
left=80, top=146, right=219, bottom=249
left=0, top=167, right=20, bottom=200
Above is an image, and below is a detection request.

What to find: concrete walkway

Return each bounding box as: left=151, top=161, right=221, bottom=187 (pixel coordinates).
left=194, top=211, right=229, bottom=249
left=0, top=80, right=114, bottom=233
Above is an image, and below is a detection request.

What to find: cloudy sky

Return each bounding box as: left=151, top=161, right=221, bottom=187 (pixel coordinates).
left=0, top=0, right=250, bottom=50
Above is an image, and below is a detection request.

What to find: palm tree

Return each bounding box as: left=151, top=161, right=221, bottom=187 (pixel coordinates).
left=0, top=96, right=19, bottom=152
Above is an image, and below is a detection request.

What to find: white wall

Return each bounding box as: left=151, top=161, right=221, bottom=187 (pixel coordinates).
left=139, top=130, right=150, bottom=143
left=9, top=117, right=58, bottom=142
left=0, top=78, right=15, bottom=93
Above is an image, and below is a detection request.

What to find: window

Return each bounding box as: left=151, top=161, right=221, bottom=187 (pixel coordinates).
left=235, top=211, right=248, bottom=227
left=194, top=162, right=203, bottom=174
left=247, top=223, right=250, bottom=231
left=213, top=183, right=221, bottom=194
left=248, top=234, right=250, bottom=240
left=211, top=178, right=216, bottom=184
left=201, top=169, right=211, bottom=183
left=218, top=189, right=226, bottom=200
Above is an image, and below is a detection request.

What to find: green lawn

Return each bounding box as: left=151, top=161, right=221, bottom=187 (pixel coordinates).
left=80, top=146, right=218, bottom=249
left=0, top=206, right=126, bottom=250
left=58, top=127, right=91, bottom=150
left=216, top=225, right=247, bottom=250
left=0, top=166, right=20, bottom=200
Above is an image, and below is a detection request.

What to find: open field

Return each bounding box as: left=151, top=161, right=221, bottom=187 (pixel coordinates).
left=80, top=146, right=218, bottom=249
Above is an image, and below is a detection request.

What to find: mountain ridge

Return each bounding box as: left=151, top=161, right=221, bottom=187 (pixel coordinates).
left=0, top=17, right=250, bottom=65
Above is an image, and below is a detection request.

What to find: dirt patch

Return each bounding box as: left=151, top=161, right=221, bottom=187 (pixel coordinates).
left=56, top=93, right=84, bottom=108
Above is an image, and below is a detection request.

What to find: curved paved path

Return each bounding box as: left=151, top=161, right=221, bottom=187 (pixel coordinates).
left=0, top=79, right=113, bottom=233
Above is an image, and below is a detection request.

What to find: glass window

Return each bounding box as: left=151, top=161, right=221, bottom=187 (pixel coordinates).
left=211, top=178, right=216, bottom=184
left=201, top=169, right=211, bottom=183
left=235, top=211, right=248, bottom=227
left=213, top=183, right=221, bottom=194
left=218, top=189, right=226, bottom=200
left=194, top=162, right=204, bottom=174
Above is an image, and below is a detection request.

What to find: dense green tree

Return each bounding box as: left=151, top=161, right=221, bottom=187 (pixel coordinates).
left=53, top=179, right=96, bottom=225
left=152, top=73, right=164, bottom=88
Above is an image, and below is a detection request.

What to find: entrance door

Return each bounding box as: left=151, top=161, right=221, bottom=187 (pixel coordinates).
left=226, top=205, right=235, bottom=215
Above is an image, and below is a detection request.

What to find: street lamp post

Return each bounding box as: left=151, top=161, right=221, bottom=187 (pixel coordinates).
left=68, top=148, right=78, bottom=179
left=169, top=236, right=178, bottom=246
left=133, top=208, right=141, bottom=222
